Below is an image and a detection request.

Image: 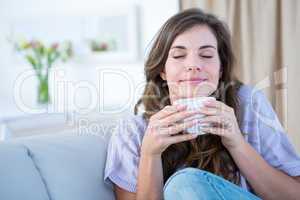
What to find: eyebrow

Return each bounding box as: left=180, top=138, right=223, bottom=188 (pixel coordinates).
left=170, top=45, right=217, bottom=50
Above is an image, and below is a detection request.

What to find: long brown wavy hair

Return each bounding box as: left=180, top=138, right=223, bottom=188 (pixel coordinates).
left=134, top=8, right=243, bottom=185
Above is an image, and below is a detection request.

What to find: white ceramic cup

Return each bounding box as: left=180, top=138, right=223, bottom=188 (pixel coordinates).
left=173, top=96, right=216, bottom=135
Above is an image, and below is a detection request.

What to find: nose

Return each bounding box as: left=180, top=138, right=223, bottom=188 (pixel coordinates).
left=185, top=54, right=203, bottom=71
left=187, top=65, right=202, bottom=71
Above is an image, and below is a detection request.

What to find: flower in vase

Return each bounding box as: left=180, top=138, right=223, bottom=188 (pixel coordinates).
left=14, top=39, right=73, bottom=104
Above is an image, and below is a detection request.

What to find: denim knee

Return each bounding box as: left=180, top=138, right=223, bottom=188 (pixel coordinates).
left=164, top=167, right=211, bottom=189
left=163, top=167, right=261, bottom=200
left=163, top=167, right=221, bottom=200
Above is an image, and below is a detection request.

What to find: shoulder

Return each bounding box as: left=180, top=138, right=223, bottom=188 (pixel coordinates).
left=109, top=113, right=147, bottom=150
left=104, top=114, right=147, bottom=192
left=237, top=84, right=267, bottom=105
left=237, top=84, right=276, bottom=119
left=237, top=84, right=285, bottom=141
left=237, top=84, right=274, bottom=120
left=236, top=84, right=282, bottom=134
left=115, top=113, right=147, bottom=136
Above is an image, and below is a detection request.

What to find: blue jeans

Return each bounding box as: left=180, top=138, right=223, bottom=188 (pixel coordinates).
left=163, top=168, right=261, bottom=200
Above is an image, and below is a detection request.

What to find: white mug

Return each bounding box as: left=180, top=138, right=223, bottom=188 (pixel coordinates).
left=173, top=96, right=215, bottom=135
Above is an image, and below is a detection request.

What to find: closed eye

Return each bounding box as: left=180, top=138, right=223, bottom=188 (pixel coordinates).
left=201, top=55, right=213, bottom=59
left=173, top=55, right=185, bottom=59
left=172, top=55, right=213, bottom=59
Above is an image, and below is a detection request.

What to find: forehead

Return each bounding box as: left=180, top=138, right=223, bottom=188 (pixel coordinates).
left=171, top=25, right=218, bottom=48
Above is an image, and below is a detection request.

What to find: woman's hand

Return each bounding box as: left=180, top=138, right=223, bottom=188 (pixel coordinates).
left=141, top=104, right=200, bottom=157
left=198, top=99, right=245, bottom=150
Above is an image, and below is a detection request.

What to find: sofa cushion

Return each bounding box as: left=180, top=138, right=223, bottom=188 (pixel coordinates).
left=9, top=134, right=115, bottom=200
left=0, top=143, right=50, bottom=200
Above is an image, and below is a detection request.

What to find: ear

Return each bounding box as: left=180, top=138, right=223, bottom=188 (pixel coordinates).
left=160, top=71, right=166, bottom=80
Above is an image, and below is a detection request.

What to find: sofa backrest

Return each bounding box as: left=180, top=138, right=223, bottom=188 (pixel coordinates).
left=0, top=133, right=115, bottom=200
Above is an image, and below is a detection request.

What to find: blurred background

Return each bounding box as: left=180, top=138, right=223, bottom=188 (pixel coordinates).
left=0, top=0, right=299, bottom=152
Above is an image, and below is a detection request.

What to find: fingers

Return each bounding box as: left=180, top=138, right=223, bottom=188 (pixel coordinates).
left=199, top=115, right=231, bottom=129
left=201, top=127, right=227, bottom=137
left=198, top=106, right=220, bottom=116
left=150, top=105, right=187, bottom=121
left=160, top=119, right=200, bottom=136
left=159, top=109, right=200, bottom=127
left=204, top=100, right=233, bottom=113
left=199, top=101, right=234, bottom=121
left=165, top=132, right=199, bottom=145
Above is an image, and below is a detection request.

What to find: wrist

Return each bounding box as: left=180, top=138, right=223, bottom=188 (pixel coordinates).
left=227, top=138, right=248, bottom=153
left=140, top=148, right=162, bottom=159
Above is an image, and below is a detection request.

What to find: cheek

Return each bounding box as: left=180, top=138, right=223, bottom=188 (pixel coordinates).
left=166, top=70, right=180, bottom=82
left=212, top=69, right=220, bottom=81
left=164, top=66, right=182, bottom=93
left=165, top=72, right=181, bottom=91
left=165, top=61, right=182, bottom=81
left=206, top=65, right=221, bottom=87
left=209, top=61, right=221, bottom=80
left=205, top=65, right=220, bottom=77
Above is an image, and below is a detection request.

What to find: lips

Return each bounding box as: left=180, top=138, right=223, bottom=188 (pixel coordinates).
left=179, top=78, right=208, bottom=84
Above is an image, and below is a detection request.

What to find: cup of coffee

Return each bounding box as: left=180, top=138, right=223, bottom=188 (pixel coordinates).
left=173, top=96, right=215, bottom=135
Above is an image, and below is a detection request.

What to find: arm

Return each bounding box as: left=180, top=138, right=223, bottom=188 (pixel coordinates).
left=114, top=149, right=165, bottom=200
left=136, top=154, right=164, bottom=200
left=114, top=185, right=136, bottom=200
left=114, top=105, right=199, bottom=200
left=135, top=105, right=199, bottom=200
left=229, top=140, right=300, bottom=200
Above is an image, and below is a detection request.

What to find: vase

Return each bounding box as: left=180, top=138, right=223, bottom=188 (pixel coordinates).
left=38, top=78, right=50, bottom=104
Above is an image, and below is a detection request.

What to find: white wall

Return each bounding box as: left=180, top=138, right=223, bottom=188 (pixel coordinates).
left=0, top=0, right=179, bottom=118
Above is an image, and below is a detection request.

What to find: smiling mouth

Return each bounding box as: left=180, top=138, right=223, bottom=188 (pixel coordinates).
left=179, top=78, right=208, bottom=84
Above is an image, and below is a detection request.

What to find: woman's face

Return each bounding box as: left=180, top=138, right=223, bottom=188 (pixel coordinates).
left=161, top=25, right=221, bottom=103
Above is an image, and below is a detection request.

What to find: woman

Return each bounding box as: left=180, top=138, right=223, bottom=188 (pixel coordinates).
left=104, top=8, right=300, bottom=200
